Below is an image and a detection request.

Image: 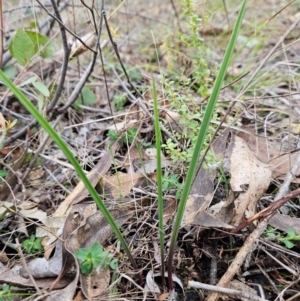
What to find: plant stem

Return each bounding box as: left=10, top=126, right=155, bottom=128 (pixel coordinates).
left=152, top=81, right=165, bottom=287
left=167, top=0, right=248, bottom=290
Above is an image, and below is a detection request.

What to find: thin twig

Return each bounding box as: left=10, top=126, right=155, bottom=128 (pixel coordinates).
left=102, top=10, right=143, bottom=99
left=56, top=0, right=105, bottom=114
left=189, top=280, right=268, bottom=301
left=169, top=0, right=182, bottom=33
left=98, top=4, right=115, bottom=126
left=207, top=219, right=270, bottom=301
left=36, top=0, right=96, bottom=53
left=47, top=0, right=71, bottom=112
left=80, top=0, right=97, bottom=35
left=15, top=238, right=41, bottom=294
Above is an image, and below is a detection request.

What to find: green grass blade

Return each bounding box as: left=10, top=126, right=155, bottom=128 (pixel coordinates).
left=167, top=0, right=248, bottom=289
left=0, top=70, right=140, bottom=277
left=152, top=80, right=165, bottom=286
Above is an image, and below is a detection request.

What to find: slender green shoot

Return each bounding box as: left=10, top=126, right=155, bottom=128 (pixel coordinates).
left=0, top=70, right=142, bottom=283
left=167, top=0, right=248, bottom=290
left=152, top=80, right=165, bottom=287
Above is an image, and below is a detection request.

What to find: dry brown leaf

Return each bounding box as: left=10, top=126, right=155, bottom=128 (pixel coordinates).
left=20, top=240, right=63, bottom=279
left=152, top=239, right=162, bottom=265
left=123, top=147, right=170, bottom=175
left=182, top=130, right=231, bottom=228
left=228, top=280, right=260, bottom=301
left=100, top=172, right=145, bottom=199
left=0, top=262, right=70, bottom=289
left=159, top=292, right=170, bottom=300
left=226, top=135, right=272, bottom=226
left=81, top=267, right=110, bottom=299
left=28, top=167, right=45, bottom=181
left=270, top=213, right=300, bottom=233
left=53, top=143, right=118, bottom=218
left=42, top=144, right=117, bottom=256
left=63, top=205, right=132, bottom=299
left=237, top=130, right=300, bottom=180
left=44, top=258, right=79, bottom=301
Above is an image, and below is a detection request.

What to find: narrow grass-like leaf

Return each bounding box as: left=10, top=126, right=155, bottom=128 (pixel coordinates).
left=152, top=81, right=165, bottom=286
left=167, top=0, right=248, bottom=289
left=0, top=70, right=140, bottom=280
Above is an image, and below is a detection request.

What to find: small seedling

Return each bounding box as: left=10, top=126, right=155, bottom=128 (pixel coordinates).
left=113, top=94, right=127, bottom=111
left=22, top=235, right=43, bottom=254
left=121, top=127, right=138, bottom=144
left=0, top=169, right=8, bottom=185
left=73, top=87, right=97, bottom=111
left=265, top=226, right=300, bottom=249
left=0, top=283, right=13, bottom=301
left=75, top=242, right=118, bottom=275
left=107, top=129, right=120, bottom=141
left=162, top=171, right=183, bottom=199
left=107, top=128, right=138, bottom=145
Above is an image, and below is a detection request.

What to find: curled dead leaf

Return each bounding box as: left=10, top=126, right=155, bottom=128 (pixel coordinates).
left=225, top=135, right=272, bottom=226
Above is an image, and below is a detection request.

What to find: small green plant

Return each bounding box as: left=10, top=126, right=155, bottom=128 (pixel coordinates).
left=75, top=242, right=118, bottom=275
left=107, top=128, right=138, bottom=145
left=0, top=169, right=8, bottom=185
left=113, top=94, right=127, bottom=111
left=9, top=29, right=54, bottom=66
left=17, top=76, right=50, bottom=112
left=73, top=86, right=97, bottom=111
left=162, top=171, right=183, bottom=199
left=0, top=0, right=247, bottom=291
left=180, top=0, right=211, bottom=96
left=121, top=128, right=138, bottom=144
left=0, top=283, right=13, bottom=301
left=107, top=129, right=120, bottom=141
left=265, top=226, right=300, bottom=249
left=22, top=235, right=43, bottom=254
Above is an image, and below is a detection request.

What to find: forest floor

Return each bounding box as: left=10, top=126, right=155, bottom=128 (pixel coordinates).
left=1, top=0, right=300, bottom=300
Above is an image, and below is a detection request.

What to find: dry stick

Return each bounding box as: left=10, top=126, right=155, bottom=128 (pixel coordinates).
left=207, top=151, right=300, bottom=301
left=102, top=10, right=143, bottom=100
left=36, top=0, right=96, bottom=53
left=47, top=0, right=71, bottom=111
left=256, top=264, right=279, bottom=296
left=238, top=11, right=300, bottom=97
left=15, top=238, right=41, bottom=294
left=260, top=247, right=297, bottom=277
left=232, top=187, right=300, bottom=233
left=189, top=281, right=268, bottom=301
left=222, top=0, right=230, bottom=26
left=207, top=219, right=270, bottom=301
left=56, top=0, right=105, bottom=114
left=169, top=0, right=182, bottom=33
left=80, top=0, right=97, bottom=35
left=98, top=4, right=116, bottom=126
left=286, top=291, right=300, bottom=301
